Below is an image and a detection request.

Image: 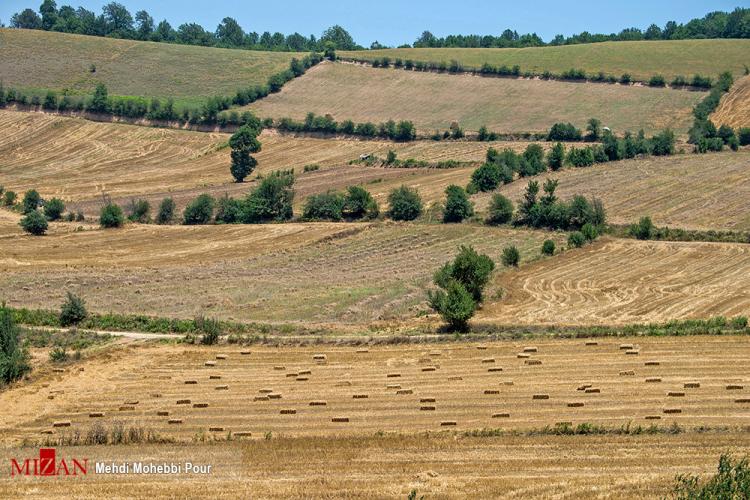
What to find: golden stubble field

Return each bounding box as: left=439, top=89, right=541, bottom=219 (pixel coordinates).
left=247, top=61, right=702, bottom=134
left=712, top=75, right=750, bottom=129
left=0, top=338, right=748, bottom=498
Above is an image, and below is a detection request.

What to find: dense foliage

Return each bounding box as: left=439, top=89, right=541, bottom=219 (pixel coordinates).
left=99, top=202, right=124, bottom=228
left=387, top=185, right=423, bottom=221
left=0, top=304, right=31, bottom=385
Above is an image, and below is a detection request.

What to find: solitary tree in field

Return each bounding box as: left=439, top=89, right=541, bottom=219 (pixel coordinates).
left=229, top=124, right=262, bottom=182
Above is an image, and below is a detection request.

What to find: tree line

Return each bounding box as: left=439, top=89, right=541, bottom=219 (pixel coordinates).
left=8, top=1, right=361, bottom=51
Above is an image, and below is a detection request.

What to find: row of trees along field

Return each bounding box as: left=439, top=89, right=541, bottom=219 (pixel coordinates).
left=6, top=3, right=750, bottom=51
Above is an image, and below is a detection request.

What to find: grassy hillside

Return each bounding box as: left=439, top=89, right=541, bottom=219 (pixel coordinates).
left=339, top=39, right=750, bottom=81
left=0, top=28, right=301, bottom=107
left=248, top=62, right=701, bottom=134
left=711, top=75, right=750, bottom=128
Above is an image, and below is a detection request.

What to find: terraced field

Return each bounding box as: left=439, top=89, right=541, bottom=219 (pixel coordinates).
left=248, top=61, right=702, bottom=134
left=0, top=28, right=300, bottom=106
left=712, top=75, right=750, bottom=129
left=339, top=39, right=750, bottom=81
left=480, top=238, right=750, bottom=326
left=1, top=337, right=748, bottom=497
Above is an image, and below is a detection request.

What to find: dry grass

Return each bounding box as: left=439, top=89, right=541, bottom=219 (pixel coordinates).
left=479, top=238, right=750, bottom=326
left=339, top=39, right=750, bottom=81
left=0, top=28, right=299, bottom=107
left=247, top=62, right=702, bottom=134
left=712, top=75, right=750, bottom=129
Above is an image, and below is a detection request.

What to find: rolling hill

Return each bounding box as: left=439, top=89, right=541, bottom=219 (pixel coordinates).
left=711, top=75, right=750, bottom=129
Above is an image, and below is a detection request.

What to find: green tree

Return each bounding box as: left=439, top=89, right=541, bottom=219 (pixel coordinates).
left=39, top=0, right=58, bottom=30
left=155, top=197, right=175, bottom=224
left=90, top=83, right=109, bottom=113
left=501, top=245, right=520, bottom=267
left=320, top=25, right=357, bottom=50
left=242, top=172, right=295, bottom=223
left=630, top=216, right=655, bottom=240
left=343, top=186, right=379, bottom=220
left=60, top=292, right=87, bottom=327
left=568, top=231, right=586, bottom=248
left=547, top=142, right=565, bottom=171
left=486, top=194, right=514, bottom=225
left=585, top=118, right=602, bottom=141
left=542, top=240, right=556, bottom=255
left=0, top=304, right=31, bottom=385
left=387, top=185, right=423, bottom=221
left=43, top=198, right=65, bottom=220
left=3, top=191, right=17, bottom=207
left=21, top=189, right=41, bottom=214
left=100, top=202, right=124, bottom=228
left=442, top=185, right=473, bottom=223
left=126, top=198, right=150, bottom=223
left=229, top=124, right=262, bottom=182
left=183, top=194, right=215, bottom=225
left=303, top=191, right=345, bottom=221
left=427, top=280, right=476, bottom=332
left=434, top=245, right=495, bottom=303
left=214, top=194, right=242, bottom=224
left=19, top=211, right=48, bottom=235
left=470, top=162, right=502, bottom=192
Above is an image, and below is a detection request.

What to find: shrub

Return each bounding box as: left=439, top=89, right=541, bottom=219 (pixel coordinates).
left=542, top=239, right=556, bottom=255
left=60, top=292, right=87, bottom=327
left=395, top=121, right=417, bottom=141
left=229, top=124, right=262, bottom=182
left=0, top=304, right=31, bottom=385
left=470, top=162, right=502, bottom=192
left=49, top=346, right=69, bottom=363
left=548, top=122, right=582, bottom=141
left=19, top=211, right=48, bottom=235
left=303, top=191, right=345, bottom=221
left=547, top=142, right=565, bottom=171
left=620, top=73, right=632, bottom=84
left=343, top=185, right=379, bottom=220
left=388, top=185, right=423, bottom=221
left=519, top=143, right=546, bottom=177
left=155, top=198, right=176, bottom=225
left=649, top=74, right=666, bottom=87
left=127, top=199, right=150, bottom=223
left=242, top=172, right=295, bottom=223
left=568, top=231, right=586, bottom=248
left=183, top=194, right=215, bottom=225
left=738, top=127, right=750, bottom=146
left=581, top=222, right=598, bottom=241
left=630, top=216, right=655, bottom=240
left=442, top=185, right=473, bottom=223
left=650, top=129, right=675, bottom=156
left=501, top=245, right=520, bottom=267
left=427, top=280, right=476, bottom=332
left=486, top=191, right=515, bottom=225
left=43, top=198, right=65, bottom=221
left=195, top=315, right=221, bottom=345
left=433, top=245, right=495, bottom=303
left=214, top=195, right=242, bottom=224
left=100, top=203, right=125, bottom=228
left=22, top=189, right=41, bottom=214
left=567, top=146, right=595, bottom=167
left=672, top=454, right=750, bottom=499
left=585, top=118, right=602, bottom=141
left=3, top=190, right=17, bottom=206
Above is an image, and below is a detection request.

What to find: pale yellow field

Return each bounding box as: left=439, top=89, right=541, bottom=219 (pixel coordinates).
left=247, top=61, right=702, bottom=134
left=712, top=75, right=750, bottom=129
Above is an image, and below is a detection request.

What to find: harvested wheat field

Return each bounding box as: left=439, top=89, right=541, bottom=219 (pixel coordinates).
left=0, top=221, right=565, bottom=324
left=1, top=337, right=749, bottom=497
left=712, top=75, right=750, bottom=129
left=489, top=150, right=750, bottom=231
left=480, top=238, right=750, bottom=326
left=248, top=61, right=702, bottom=134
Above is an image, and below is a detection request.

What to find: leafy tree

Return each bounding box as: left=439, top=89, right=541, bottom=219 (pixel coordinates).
left=650, top=129, right=675, bottom=156
left=649, top=74, right=666, bottom=87
left=630, top=216, right=655, bottom=240
left=10, top=9, right=42, bottom=29
left=567, top=146, right=595, bottom=167
left=320, top=25, right=357, bottom=50
left=548, top=122, right=582, bottom=141
left=568, top=231, right=586, bottom=248
left=717, top=124, right=736, bottom=144
left=134, top=10, right=154, bottom=40
left=155, top=197, right=175, bottom=224
left=90, top=83, right=109, bottom=113
left=214, top=194, right=242, bottom=224
left=442, top=185, right=473, bottom=223
left=486, top=194, right=514, bottom=225
left=102, top=2, right=134, bottom=36
left=386, top=149, right=397, bottom=165
left=43, top=198, right=65, bottom=220
left=501, top=245, right=520, bottom=267
left=183, top=194, right=215, bottom=225
left=542, top=239, right=556, bottom=255
left=229, top=124, right=262, bottom=182
left=427, top=280, right=476, bottom=332
left=19, top=211, right=48, bottom=235
left=126, top=198, right=150, bottom=223
left=387, top=185, right=423, bottom=221
left=303, top=191, right=345, bottom=221
left=471, top=162, right=502, bottom=192
left=343, top=186, right=379, bottom=220
left=519, top=143, right=545, bottom=176
left=585, top=118, right=602, bottom=141
left=0, top=304, right=31, bottom=385
left=547, top=142, right=565, bottom=171
left=242, top=172, right=295, bottom=223
left=3, top=191, right=17, bottom=207
left=739, top=128, right=750, bottom=146
left=215, top=17, right=244, bottom=46
left=39, top=0, right=58, bottom=30
left=434, top=245, right=495, bottom=303
left=581, top=222, right=598, bottom=241
left=100, top=202, right=124, bottom=228
left=395, top=121, right=417, bottom=141
left=21, top=189, right=41, bottom=214
left=60, top=292, right=87, bottom=327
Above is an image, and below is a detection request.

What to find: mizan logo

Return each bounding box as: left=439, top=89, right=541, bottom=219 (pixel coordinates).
left=10, top=448, right=88, bottom=477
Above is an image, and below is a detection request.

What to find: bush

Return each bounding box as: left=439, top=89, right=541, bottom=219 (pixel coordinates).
left=442, top=185, right=473, bottom=223
left=501, top=245, right=520, bottom=267
left=214, top=195, right=242, bottom=224
left=0, top=304, right=32, bottom=385
left=568, top=231, right=586, bottom=248
left=650, top=129, right=675, bottom=156
left=303, top=191, right=345, bottom=221
left=486, top=194, right=514, bottom=225
left=388, top=185, right=423, bottom=221
left=547, top=142, right=565, bottom=171
left=630, top=216, right=655, bottom=240
left=567, top=146, right=595, bottom=167
left=581, top=222, right=598, bottom=241
left=183, top=194, right=215, bottom=225
left=427, top=280, right=476, bottom=332
left=229, top=124, right=262, bottom=182
left=155, top=198, right=176, bottom=224
left=43, top=198, right=65, bottom=221
left=649, top=74, right=666, bottom=87
left=548, top=122, right=582, bottom=141
left=739, top=127, right=750, bottom=146
left=49, top=346, right=69, bottom=363
left=127, top=199, right=150, bottom=223
left=3, top=190, right=17, bottom=206
left=542, top=239, right=556, bottom=255
left=242, top=172, right=295, bottom=223
left=343, top=185, right=379, bottom=220
left=100, top=203, right=125, bottom=228
left=433, top=245, right=495, bottom=303
left=195, top=315, right=221, bottom=345
left=21, top=189, right=41, bottom=214
left=672, top=454, right=750, bottom=499
left=60, top=292, right=87, bottom=327
left=470, top=162, right=502, bottom=192
left=19, top=211, right=48, bottom=235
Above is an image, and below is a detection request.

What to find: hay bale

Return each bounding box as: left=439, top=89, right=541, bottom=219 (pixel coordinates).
left=567, top=402, right=584, bottom=407
left=421, top=367, right=437, bottom=372
left=253, top=396, right=269, bottom=402
left=667, top=391, right=685, bottom=397
left=726, top=385, right=744, bottom=390
left=184, top=380, right=198, bottom=385
left=336, top=381, right=352, bottom=387
left=440, top=421, right=457, bottom=426
left=309, top=401, right=327, bottom=406
left=420, top=398, right=436, bottom=403
left=484, top=390, right=500, bottom=395
left=216, top=355, right=227, bottom=360
left=645, top=378, right=662, bottom=383
left=396, top=389, right=413, bottom=395
left=645, top=415, right=661, bottom=420
left=684, top=382, right=700, bottom=389
left=313, top=354, right=327, bottom=361
left=259, top=389, right=273, bottom=394
left=503, top=381, right=514, bottom=386
left=125, top=400, right=139, bottom=405
left=52, top=421, right=71, bottom=427
left=331, top=417, right=350, bottom=422
left=150, top=393, right=162, bottom=398
left=584, top=388, right=601, bottom=394
left=577, top=384, right=592, bottom=391
left=268, top=394, right=282, bottom=400
left=523, top=347, right=538, bottom=353
left=625, top=350, right=639, bottom=356
left=240, top=351, right=252, bottom=355
left=619, top=371, right=635, bottom=376
left=386, top=384, right=401, bottom=389
left=119, top=406, right=135, bottom=411
left=585, top=341, right=598, bottom=346
left=296, top=377, right=309, bottom=381
left=476, top=345, right=488, bottom=350
left=482, top=358, right=495, bottom=364
left=356, top=349, right=369, bottom=354
left=168, top=419, right=183, bottom=425
left=193, top=403, right=209, bottom=408
left=492, top=413, right=510, bottom=418
left=210, top=375, right=222, bottom=380
left=532, top=394, right=550, bottom=400
left=88, top=412, right=105, bottom=418
left=215, top=385, right=229, bottom=390
left=352, top=394, right=369, bottom=399
left=645, top=361, right=661, bottom=366
left=52, top=368, right=65, bottom=373
left=47, top=395, right=54, bottom=400
left=286, top=373, right=298, bottom=378
left=176, top=399, right=191, bottom=405
left=448, top=376, right=463, bottom=381
left=517, top=354, right=531, bottom=359
left=204, top=361, right=216, bottom=367
left=273, top=366, right=285, bottom=371
left=298, top=370, right=312, bottom=375
left=157, top=411, right=170, bottom=416
left=525, top=359, right=542, bottom=366
left=209, top=427, right=224, bottom=432
left=619, top=344, right=634, bottom=350
left=488, top=367, right=503, bottom=372
left=234, top=431, right=252, bottom=437
left=387, top=373, right=401, bottom=378
left=420, top=406, right=436, bottom=411
left=735, top=398, right=750, bottom=404
left=556, top=422, right=573, bottom=427
left=280, top=409, right=297, bottom=415
left=41, top=430, right=54, bottom=435
left=429, top=352, right=442, bottom=357
left=663, top=408, right=682, bottom=414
